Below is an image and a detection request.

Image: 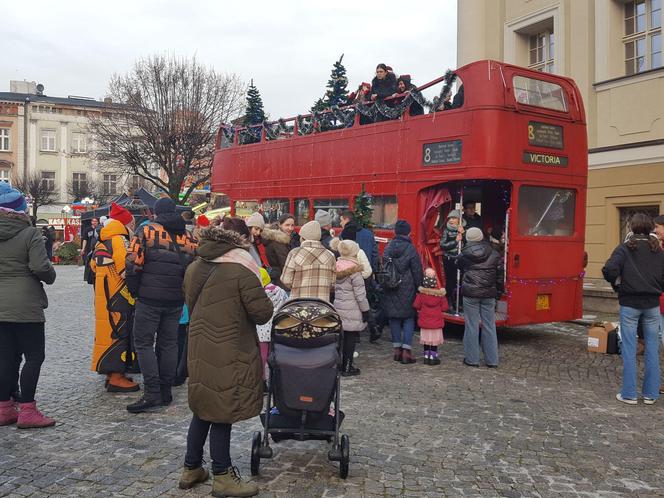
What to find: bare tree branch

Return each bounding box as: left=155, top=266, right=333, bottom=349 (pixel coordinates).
left=12, top=172, right=60, bottom=220
left=88, top=54, right=245, bottom=204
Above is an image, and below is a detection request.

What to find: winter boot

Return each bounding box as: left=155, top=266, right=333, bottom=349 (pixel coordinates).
left=212, top=466, right=259, bottom=498
left=107, top=373, right=140, bottom=393
left=126, top=395, right=163, bottom=414
left=0, top=400, right=18, bottom=426
left=178, top=466, right=209, bottom=489
left=393, top=347, right=403, bottom=362
left=16, top=402, right=55, bottom=429
left=429, top=351, right=441, bottom=366
left=400, top=348, right=416, bottom=364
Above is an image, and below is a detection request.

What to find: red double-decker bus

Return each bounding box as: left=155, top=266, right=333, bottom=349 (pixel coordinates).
left=211, top=60, right=587, bottom=327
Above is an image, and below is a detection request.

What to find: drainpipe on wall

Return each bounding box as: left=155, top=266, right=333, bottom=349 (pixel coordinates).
left=23, top=97, right=29, bottom=179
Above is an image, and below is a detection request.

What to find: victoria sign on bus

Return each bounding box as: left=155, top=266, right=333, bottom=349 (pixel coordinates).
left=422, top=140, right=463, bottom=166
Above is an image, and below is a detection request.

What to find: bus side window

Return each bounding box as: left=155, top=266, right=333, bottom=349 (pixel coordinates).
left=371, top=196, right=398, bottom=229
left=263, top=198, right=290, bottom=224
left=295, top=199, right=311, bottom=226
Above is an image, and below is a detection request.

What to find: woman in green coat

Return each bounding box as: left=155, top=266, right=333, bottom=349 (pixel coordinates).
left=178, top=217, right=273, bottom=497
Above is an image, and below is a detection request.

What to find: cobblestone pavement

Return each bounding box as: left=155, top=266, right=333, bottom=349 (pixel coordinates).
left=1, top=266, right=663, bottom=498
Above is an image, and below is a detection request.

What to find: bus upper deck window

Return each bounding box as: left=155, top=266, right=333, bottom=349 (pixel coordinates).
left=518, top=186, right=575, bottom=237
left=513, top=76, right=568, bottom=112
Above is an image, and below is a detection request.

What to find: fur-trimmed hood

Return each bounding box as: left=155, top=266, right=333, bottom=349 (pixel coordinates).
left=198, top=227, right=251, bottom=261
left=262, top=227, right=291, bottom=245
left=418, top=286, right=446, bottom=297
left=0, top=209, right=31, bottom=242
left=336, top=263, right=363, bottom=280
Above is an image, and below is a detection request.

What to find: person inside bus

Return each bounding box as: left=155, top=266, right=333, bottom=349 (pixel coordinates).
left=462, top=202, right=483, bottom=231
left=395, top=75, right=424, bottom=116
left=340, top=209, right=379, bottom=272
left=262, top=213, right=295, bottom=290
left=440, top=210, right=466, bottom=309
left=370, top=63, right=398, bottom=122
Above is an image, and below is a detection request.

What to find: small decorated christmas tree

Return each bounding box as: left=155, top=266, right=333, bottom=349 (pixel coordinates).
left=353, top=184, right=373, bottom=228
left=310, top=54, right=349, bottom=113
left=244, top=79, right=266, bottom=126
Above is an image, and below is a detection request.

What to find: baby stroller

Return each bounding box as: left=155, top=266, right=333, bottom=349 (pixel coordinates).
left=251, top=298, right=350, bottom=478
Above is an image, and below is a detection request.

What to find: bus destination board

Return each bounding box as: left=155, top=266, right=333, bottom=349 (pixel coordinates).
left=422, top=140, right=462, bottom=166
left=528, top=121, right=563, bottom=149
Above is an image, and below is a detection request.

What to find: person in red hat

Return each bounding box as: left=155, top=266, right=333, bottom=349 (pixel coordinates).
left=90, top=202, right=139, bottom=393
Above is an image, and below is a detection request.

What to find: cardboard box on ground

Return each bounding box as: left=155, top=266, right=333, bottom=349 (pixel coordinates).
left=587, top=322, right=619, bottom=354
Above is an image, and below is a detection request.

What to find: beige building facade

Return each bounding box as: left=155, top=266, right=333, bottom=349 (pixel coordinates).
left=458, top=0, right=664, bottom=278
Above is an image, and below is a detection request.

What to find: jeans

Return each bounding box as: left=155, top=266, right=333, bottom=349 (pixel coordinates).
left=185, top=415, right=232, bottom=474
left=390, top=317, right=415, bottom=349
left=132, top=301, right=182, bottom=399
left=0, top=322, right=45, bottom=402
left=619, top=306, right=660, bottom=400
left=462, top=297, right=499, bottom=366
left=174, top=324, right=188, bottom=383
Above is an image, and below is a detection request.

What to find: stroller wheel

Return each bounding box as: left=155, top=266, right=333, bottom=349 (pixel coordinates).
left=250, top=431, right=261, bottom=476
left=339, top=434, right=350, bottom=479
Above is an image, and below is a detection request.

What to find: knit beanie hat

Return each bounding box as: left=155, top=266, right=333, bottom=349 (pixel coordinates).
left=0, top=182, right=28, bottom=213
left=196, top=214, right=210, bottom=227
left=109, top=202, right=133, bottom=226
left=340, top=223, right=358, bottom=241
left=259, top=267, right=271, bottom=287
left=315, top=209, right=332, bottom=227
left=246, top=212, right=265, bottom=229
left=466, top=227, right=484, bottom=242
left=394, top=219, right=411, bottom=236
left=447, top=209, right=461, bottom=220
left=422, top=274, right=437, bottom=289
left=338, top=239, right=359, bottom=258
left=299, top=220, right=321, bottom=241
left=154, top=197, right=176, bottom=215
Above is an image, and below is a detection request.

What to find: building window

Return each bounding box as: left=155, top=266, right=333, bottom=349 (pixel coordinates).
left=0, top=169, right=10, bottom=183
left=102, top=174, right=117, bottom=195
left=0, top=129, right=10, bottom=151
left=41, top=171, right=56, bottom=192
left=130, top=174, right=145, bottom=191
left=624, top=0, right=662, bottom=75
left=41, top=129, right=56, bottom=152
left=71, top=133, right=87, bottom=154
left=529, top=31, right=555, bottom=73
left=72, top=172, right=88, bottom=193
left=619, top=205, right=660, bottom=242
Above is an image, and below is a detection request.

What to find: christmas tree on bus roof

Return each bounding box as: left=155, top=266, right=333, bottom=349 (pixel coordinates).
left=244, top=79, right=266, bottom=126
left=310, top=54, right=349, bottom=113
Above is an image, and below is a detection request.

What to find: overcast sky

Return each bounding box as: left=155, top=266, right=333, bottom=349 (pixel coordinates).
left=2, top=0, right=457, bottom=119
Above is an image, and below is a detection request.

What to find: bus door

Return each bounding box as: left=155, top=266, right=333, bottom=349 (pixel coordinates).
left=507, top=185, right=582, bottom=325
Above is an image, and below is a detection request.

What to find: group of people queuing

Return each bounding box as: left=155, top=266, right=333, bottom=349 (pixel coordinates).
left=347, top=63, right=464, bottom=124
left=602, top=213, right=664, bottom=405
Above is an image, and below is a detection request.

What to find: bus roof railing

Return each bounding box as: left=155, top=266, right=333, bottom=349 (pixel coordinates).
left=220, top=69, right=460, bottom=146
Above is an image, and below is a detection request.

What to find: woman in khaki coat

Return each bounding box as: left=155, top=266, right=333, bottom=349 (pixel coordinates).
left=179, top=217, right=273, bottom=497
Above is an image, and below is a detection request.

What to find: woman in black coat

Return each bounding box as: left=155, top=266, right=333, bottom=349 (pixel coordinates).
left=381, top=220, right=423, bottom=364
left=370, top=63, right=398, bottom=123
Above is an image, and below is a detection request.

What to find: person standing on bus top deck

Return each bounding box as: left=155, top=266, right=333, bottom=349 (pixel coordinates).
left=602, top=214, right=664, bottom=405
left=394, top=75, right=424, bottom=116
left=443, top=84, right=464, bottom=110
left=262, top=213, right=295, bottom=290
left=371, top=63, right=398, bottom=122
left=349, top=82, right=373, bottom=125
left=281, top=220, right=336, bottom=302
left=463, top=202, right=483, bottom=231
left=340, top=209, right=379, bottom=272
left=457, top=227, right=503, bottom=368
left=440, top=210, right=466, bottom=308
left=382, top=220, right=424, bottom=365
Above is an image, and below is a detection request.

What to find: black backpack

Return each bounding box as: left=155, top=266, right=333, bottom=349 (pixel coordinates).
left=377, top=256, right=402, bottom=289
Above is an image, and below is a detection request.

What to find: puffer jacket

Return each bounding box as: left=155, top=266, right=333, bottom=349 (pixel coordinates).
left=381, top=235, right=424, bottom=318
left=125, top=212, right=197, bottom=306
left=0, top=210, right=56, bottom=322
left=371, top=72, right=398, bottom=100
left=413, top=287, right=449, bottom=329
left=457, top=241, right=503, bottom=299
left=602, top=235, right=664, bottom=309
left=262, top=227, right=291, bottom=288
left=184, top=226, right=273, bottom=424
left=440, top=225, right=463, bottom=257
left=334, top=259, right=370, bottom=332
